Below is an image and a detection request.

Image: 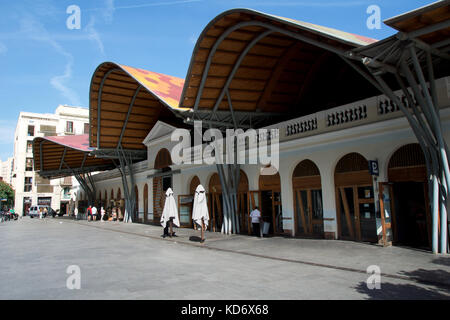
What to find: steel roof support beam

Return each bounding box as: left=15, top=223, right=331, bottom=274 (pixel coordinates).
left=357, top=41, right=449, bottom=254
left=61, top=161, right=96, bottom=206
left=209, top=30, right=273, bottom=119
left=91, top=149, right=146, bottom=160
left=184, top=118, right=251, bottom=129
left=118, top=85, right=142, bottom=148
left=39, top=140, right=44, bottom=172
left=116, top=146, right=137, bottom=223
left=403, top=19, right=450, bottom=39
left=96, top=68, right=121, bottom=149
left=38, top=164, right=115, bottom=179
left=192, top=20, right=348, bottom=114
left=59, top=147, right=67, bottom=171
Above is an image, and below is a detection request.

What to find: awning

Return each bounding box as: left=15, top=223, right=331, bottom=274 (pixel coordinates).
left=89, top=62, right=186, bottom=152
left=33, top=134, right=115, bottom=179
left=384, top=0, right=450, bottom=46
left=179, top=8, right=381, bottom=129
left=351, top=1, right=449, bottom=80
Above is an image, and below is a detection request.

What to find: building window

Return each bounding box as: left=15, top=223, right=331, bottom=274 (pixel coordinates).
left=36, top=176, right=53, bottom=194
left=25, top=158, right=33, bottom=171
left=24, top=177, right=32, bottom=192
left=27, top=125, right=35, bottom=137
left=84, top=123, right=89, bottom=134
left=66, top=121, right=74, bottom=134
left=40, top=125, right=56, bottom=137
left=26, top=141, right=33, bottom=153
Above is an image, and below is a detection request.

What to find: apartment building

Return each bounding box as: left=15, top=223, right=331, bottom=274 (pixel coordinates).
left=0, top=157, right=13, bottom=185
left=12, top=105, right=89, bottom=216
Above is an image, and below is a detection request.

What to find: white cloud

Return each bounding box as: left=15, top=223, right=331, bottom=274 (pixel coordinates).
left=19, top=14, right=81, bottom=106
left=0, top=42, right=6, bottom=55
left=89, top=0, right=202, bottom=23
left=85, top=16, right=105, bottom=56
left=189, top=34, right=198, bottom=45
left=103, top=0, right=115, bottom=24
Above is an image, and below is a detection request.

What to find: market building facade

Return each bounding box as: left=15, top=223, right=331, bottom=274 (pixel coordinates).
left=34, top=3, right=450, bottom=253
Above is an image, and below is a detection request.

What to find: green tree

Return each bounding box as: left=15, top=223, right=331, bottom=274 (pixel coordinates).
left=0, top=181, right=15, bottom=209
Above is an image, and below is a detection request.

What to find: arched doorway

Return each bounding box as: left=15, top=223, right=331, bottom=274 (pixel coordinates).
left=335, top=153, right=377, bottom=242
left=207, top=171, right=249, bottom=233
left=258, top=170, right=282, bottom=235
left=384, top=143, right=430, bottom=249
left=292, top=160, right=324, bottom=238
left=190, top=176, right=200, bottom=194
left=153, top=148, right=173, bottom=223
left=143, top=184, right=149, bottom=224
left=178, top=176, right=200, bottom=228
left=209, top=173, right=223, bottom=232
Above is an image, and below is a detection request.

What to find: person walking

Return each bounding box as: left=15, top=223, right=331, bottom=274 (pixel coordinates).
left=92, top=205, right=98, bottom=221
left=160, top=188, right=180, bottom=238
left=74, top=207, right=79, bottom=220
left=250, top=206, right=262, bottom=237
left=192, top=184, right=209, bottom=243
left=87, top=205, right=92, bottom=221
left=100, top=207, right=105, bottom=222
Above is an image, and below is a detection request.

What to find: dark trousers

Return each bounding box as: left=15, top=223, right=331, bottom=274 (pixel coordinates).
left=164, top=218, right=174, bottom=236
left=252, top=223, right=260, bottom=237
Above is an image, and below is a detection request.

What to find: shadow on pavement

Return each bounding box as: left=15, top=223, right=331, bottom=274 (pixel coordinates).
left=354, top=281, right=450, bottom=300
left=432, top=257, right=450, bottom=267
left=189, top=236, right=202, bottom=242
left=354, top=267, right=450, bottom=299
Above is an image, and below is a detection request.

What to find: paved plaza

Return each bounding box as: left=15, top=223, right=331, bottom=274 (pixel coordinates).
left=0, top=217, right=449, bottom=300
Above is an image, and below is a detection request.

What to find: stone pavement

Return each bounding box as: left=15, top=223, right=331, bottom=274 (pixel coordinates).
left=49, top=217, right=450, bottom=288
left=0, top=217, right=449, bottom=299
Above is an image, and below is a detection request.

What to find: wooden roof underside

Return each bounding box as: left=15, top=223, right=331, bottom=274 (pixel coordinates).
left=33, top=137, right=115, bottom=179
left=89, top=62, right=183, bottom=151
left=181, top=9, right=381, bottom=127
left=384, top=1, right=450, bottom=46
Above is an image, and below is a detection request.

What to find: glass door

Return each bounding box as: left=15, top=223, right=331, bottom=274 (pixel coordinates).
left=273, top=191, right=283, bottom=234
left=294, top=189, right=324, bottom=237
left=337, top=185, right=376, bottom=242
left=178, top=195, right=193, bottom=228
left=237, top=192, right=249, bottom=235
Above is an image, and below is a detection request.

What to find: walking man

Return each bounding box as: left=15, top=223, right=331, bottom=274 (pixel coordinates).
left=92, top=205, right=98, bottom=221
left=250, top=206, right=262, bottom=237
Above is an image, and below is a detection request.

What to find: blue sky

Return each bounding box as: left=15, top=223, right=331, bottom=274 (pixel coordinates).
left=0, top=0, right=434, bottom=161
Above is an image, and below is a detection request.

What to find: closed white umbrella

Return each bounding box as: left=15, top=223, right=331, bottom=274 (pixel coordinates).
left=160, top=188, right=180, bottom=228
left=192, top=184, right=209, bottom=243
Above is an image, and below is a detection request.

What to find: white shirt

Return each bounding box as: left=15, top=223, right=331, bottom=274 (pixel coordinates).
left=92, top=207, right=97, bottom=215
left=250, top=209, right=261, bottom=223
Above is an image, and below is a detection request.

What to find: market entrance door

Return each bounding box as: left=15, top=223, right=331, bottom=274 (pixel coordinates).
left=292, top=160, right=324, bottom=238
left=335, top=153, right=377, bottom=243
left=387, top=144, right=430, bottom=250
left=259, top=171, right=283, bottom=235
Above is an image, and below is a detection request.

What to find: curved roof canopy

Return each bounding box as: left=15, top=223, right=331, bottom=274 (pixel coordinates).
left=384, top=0, right=450, bottom=46
left=180, top=8, right=380, bottom=129
left=33, top=135, right=115, bottom=179
left=353, top=1, right=449, bottom=80
left=89, top=62, right=186, bottom=153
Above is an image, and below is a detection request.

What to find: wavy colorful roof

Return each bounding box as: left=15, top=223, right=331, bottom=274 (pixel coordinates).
left=274, top=15, right=378, bottom=46
left=119, top=64, right=186, bottom=110
left=89, top=62, right=187, bottom=151
left=33, top=134, right=115, bottom=179
left=41, top=134, right=93, bottom=152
